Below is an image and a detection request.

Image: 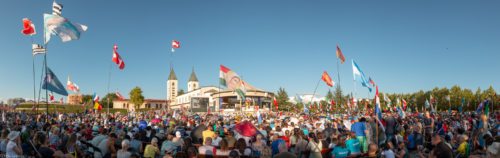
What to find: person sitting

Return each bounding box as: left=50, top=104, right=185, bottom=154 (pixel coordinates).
left=198, top=137, right=216, bottom=156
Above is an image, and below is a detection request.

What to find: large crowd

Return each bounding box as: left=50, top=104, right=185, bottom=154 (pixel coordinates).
left=0, top=109, right=499, bottom=158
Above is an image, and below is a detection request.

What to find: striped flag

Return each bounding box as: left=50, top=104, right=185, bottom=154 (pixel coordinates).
left=44, top=14, right=87, bottom=44
left=336, top=45, right=345, bottom=64
left=115, top=91, right=124, bottom=100
left=171, top=40, right=180, bottom=52
left=52, top=1, right=63, bottom=16
left=321, top=71, right=334, bottom=87
left=66, top=76, right=80, bottom=92
left=112, top=44, right=125, bottom=70
left=32, top=44, right=46, bottom=56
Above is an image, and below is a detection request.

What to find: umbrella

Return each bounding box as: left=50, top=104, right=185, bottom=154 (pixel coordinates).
left=151, top=118, right=162, bottom=124
left=234, top=121, right=259, bottom=137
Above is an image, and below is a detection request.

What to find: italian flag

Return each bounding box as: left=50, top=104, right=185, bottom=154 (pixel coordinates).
left=220, top=65, right=230, bottom=87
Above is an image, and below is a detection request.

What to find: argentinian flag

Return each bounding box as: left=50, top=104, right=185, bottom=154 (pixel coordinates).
left=44, top=13, right=87, bottom=44
left=352, top=60, right=372, bottom=92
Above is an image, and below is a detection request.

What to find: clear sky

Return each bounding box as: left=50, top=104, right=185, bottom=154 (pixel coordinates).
left=1, top=0, right=499, bottom=102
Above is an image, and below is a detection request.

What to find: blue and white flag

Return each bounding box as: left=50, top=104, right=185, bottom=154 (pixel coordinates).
left=352, top=60, right=372, bottom=92
left=44, top=13, right=87, bottom=44
left=42, top=68, right=68, bottom=96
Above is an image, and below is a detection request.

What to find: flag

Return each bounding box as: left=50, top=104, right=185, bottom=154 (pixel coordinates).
left=352, top=60, right=372, bottom=92
left=384, top=94, right=391, bottom=107
left=336, top=45, right=345, bottom=64
left=44, top=14, right=87, bottom=44
left=171, top=40, right=180, bottom=52
left=92, top=93, right=99, bottom=102
left=32, top=44, right=46, bottom=56
left=21, top=18, right=36, bottom=36
left=112, top=44, right=125, bottom=70
left=476, top=100, right=484, bottom=113
left=49, top=92, right=54, bottom=101
left=321, top=71, right=334, bottom=87
left=257, top=110, right=262, bottom=124
left=425, top=99, right=430, bottom=108
left=52, top=1, right=63, bottom=16
left=273, top=97, right=278, bottom=110
left=402, top=99, right=407, bottom=111
left=219, top=65, right=249, bottom=100
left=374, top=86, right=385, bottom=131
left=397, top=105, right=406, bottom=118
left=368, top=77, right=375, bottom=87
left=115, top=91, right=124, bottom=100
left=484, top=100, right=490, bottom=116
left=94, top=101, right=102, bottom=110
left=66, top=76, right=79, bottom=92
left=42, top=68, right=68, bottom=96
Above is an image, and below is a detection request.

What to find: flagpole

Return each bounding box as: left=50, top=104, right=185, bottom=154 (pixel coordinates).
left=106, top=58, right=112, bottom=115
left=310, top=77, right=322, bottom=114
left=30, top=37, right=37, bottom=113
left=336, top=55, right=342, bottom=110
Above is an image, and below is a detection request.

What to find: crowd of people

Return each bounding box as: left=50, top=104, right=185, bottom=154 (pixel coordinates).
left=0, top=109, right=498, bottom=158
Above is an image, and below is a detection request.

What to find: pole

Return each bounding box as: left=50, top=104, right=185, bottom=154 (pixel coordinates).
left=310, top=77, right=322, bottom=114
left=44, top=51, right=49, bottom=122
left=106, top=59, right=112, bottom=114
left=30, top=36, right=37, bottom=113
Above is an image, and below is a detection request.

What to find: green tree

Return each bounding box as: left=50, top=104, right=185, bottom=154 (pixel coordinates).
left=82, top=94, right=93, bottom=103
left=333, top=85, right=344, bottom=111
left=276, top=87, right=290, bottom=111
left=101, top=93, right=118, bottom=108
left=178, top=89, right=185, bottom=96
left=129, top=86, right=145, bottom=110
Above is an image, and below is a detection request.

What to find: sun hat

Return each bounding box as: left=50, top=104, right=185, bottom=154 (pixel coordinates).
left=7, top=131, right=20, bottom=141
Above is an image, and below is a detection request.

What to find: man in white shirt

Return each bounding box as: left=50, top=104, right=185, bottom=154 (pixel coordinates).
left=198, top=137, right=216, bottom=156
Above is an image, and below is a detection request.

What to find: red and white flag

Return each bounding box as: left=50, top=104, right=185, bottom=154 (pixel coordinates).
left=49, top=92, right=55, bottom=101
left=66, top=76, right=80, bottom=92
left=115, top=91, right=124, bottom=100
left=112, top=44, right=125, bottom=70
left=22, top=18, right=36, bottom=36
left=171, top=40, right=180, bottom=52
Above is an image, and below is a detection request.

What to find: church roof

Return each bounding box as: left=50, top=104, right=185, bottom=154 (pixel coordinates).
left=188, top=68, right=198, bottom=82
left=168, top=68, right=177, bottom=80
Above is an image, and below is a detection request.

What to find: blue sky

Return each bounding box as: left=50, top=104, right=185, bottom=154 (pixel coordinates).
left=0, top=0, right=499, bottom=102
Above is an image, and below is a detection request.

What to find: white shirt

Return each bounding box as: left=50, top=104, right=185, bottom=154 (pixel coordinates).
left=198, top=145, right=216, bottom=155
left=117, top=150, right=132, bottom=158
left=211, top=137, right=222, bottom=147
left=381, top=149, right=396, bottom=158
left=6, top=141, right=20, bottom=158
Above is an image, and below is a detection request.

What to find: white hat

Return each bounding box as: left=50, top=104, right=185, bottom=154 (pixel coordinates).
left=176, top=131, right=181, bottom=138
left=8, top=131, right=20, bottom=141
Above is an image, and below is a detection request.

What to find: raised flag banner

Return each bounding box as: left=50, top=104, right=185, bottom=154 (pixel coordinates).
left=44, top=13, right=87, bottom=44
left=112, top=44, right=125, bottom=70
left=94, top=101, right=102, bottom=110
left=374, top=86, right=385, bottom=131
left=49, top=92, right=54, bottom=101
left=219, top=65, right=256, bottom=100
left=402, top=99, right=407, bottom=111
left=93, top=93, right=100, bottom=102
left=171, top=40, right=180, bottom=52
left=66, top=76, right=80, bottom=92
left=336, top=45, right=346, bottom=64
left=352, top=60, right=372, bottom=92
left=32, top=44, right=46, bottom=56
left=115, top=91, right=124, bottom=100
left=321, top=71, right=334, bottom=87
left=42, top=68, right=68, bottom=96
left=273, top=97, right=278, bottom=110
left=52, top=1, right=63, bottom=16
left=22, top=18, right=36, bottom=36
left=368, top=77, right=375, bottom=87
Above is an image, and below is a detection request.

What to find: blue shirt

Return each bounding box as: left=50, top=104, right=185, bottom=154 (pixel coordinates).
left=346, top=139, right=361, bottom=154
left=351, top=122, right=366, bottom=136
left=332, top=146, right=350, bottom=158
left=271, top=139, right=285, bottom=157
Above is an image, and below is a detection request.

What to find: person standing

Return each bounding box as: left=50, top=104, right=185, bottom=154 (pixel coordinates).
left=351, top=117, right=368, bottom=153
left=144, top=137, right=159, bottom=158
left=117, top=139, right=132, bottom=158
left=6, top=131, right=22, bottom=158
